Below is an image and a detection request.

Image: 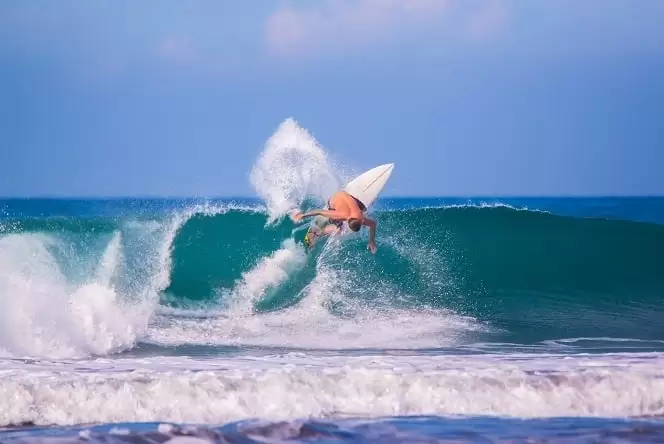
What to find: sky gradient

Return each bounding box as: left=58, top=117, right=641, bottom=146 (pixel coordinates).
left=1, top=0, right=663, bottom=197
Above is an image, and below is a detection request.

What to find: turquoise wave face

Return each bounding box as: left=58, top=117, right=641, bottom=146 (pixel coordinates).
left=165, top=206, right=664, bottom=342
left=3, top=204, right=664, bottom=344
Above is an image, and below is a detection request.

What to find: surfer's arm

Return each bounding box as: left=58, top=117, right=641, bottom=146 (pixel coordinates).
left=363, top=217, right=377, bottom=253
left=363, top=217, right=376, bottom=242
left=298, top=209, right=347, bottom=220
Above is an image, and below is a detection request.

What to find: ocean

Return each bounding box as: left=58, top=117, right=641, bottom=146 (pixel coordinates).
left=1, top=120, right=664, bottom=443
left=1, top=195, right=664, bottom=443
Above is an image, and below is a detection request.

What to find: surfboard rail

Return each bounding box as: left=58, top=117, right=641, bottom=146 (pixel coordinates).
left=343, top=163, right=395, bottom=209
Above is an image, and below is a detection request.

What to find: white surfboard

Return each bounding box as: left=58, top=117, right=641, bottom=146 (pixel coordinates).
left=343, top=163, right=395, bottom=209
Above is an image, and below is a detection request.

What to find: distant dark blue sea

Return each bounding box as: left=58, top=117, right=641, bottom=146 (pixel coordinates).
left=1, top=196, right=664, bottom=443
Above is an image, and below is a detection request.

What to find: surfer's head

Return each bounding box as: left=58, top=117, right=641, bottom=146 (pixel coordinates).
left=348, top=218, right=362, bottom=232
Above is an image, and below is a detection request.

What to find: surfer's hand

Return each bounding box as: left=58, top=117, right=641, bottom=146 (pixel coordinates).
left=367, top=241, right=377, bottom=254
left=292, top=212, right=304, bottom=222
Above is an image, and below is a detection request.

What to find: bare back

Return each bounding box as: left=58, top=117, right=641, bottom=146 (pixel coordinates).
left=329, top=191, right=364, bottom=220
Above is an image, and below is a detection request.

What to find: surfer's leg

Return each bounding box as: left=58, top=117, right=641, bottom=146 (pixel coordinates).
left=322, top=225, right=340, bottom=236
left=304, top=223, right=339, bottom=249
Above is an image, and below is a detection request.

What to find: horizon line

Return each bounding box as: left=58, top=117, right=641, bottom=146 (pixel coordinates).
left=2, top=194, right=664, bottom=200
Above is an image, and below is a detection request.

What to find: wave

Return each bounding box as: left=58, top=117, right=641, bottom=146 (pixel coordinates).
left=165, top=205, right=664, bottom=297
left=3, top=202, right=662, bottom=358
left=4, top=119, right=661, bottom=360
left=0, top=212, right=183, bottom=358
left=3, top=353, right=664, bottom=425
left=165, top=206, right=664, bottom=342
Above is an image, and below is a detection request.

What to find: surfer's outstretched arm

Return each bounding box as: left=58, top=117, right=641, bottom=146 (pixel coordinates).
left=295, top=209, right=347, bottom=221
left=363, top=217, right=377, bottom=253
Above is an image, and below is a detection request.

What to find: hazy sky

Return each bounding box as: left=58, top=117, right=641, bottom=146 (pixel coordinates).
left=1, top=0, right=663, bottom=197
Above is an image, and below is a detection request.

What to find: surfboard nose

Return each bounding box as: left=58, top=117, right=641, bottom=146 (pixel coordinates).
left=343, top=163, right=395, bottom=209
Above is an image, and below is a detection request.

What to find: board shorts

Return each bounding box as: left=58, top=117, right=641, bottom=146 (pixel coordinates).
left=304, top=215, right=340, bottom=249
left=310, top=200, right=343, bottom=232
left=350, top=194, right=367, bottom=212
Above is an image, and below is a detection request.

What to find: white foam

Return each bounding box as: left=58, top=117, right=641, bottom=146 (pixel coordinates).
left=250, top=118, right=343, bottom=221
left=0, top=200, right=279, bottom=360
left=147, top=259, right=482, bottom=350
left=387, top=201, right=549, bottom=214
left=0, top=233, right=141, bottom=358
left=228, top=238, right=308, bottom=313
left=148, top=218, right=486, bottom=350
left=2, top=353, right=664, bottom=425
left=147, top=305, right=479, bottom=350
left=0, top=202, right=200, bottom=359
left=95, top=231, right=123, bottom=288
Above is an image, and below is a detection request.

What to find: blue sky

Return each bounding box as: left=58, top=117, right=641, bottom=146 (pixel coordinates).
left=1, top=0, right=663, bottom=197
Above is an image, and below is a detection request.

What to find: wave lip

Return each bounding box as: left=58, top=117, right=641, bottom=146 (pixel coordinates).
left=2, top=353, right=664, bottom=426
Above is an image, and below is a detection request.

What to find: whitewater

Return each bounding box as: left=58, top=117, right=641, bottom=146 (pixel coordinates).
left=1, top=118, right=664, bottom=442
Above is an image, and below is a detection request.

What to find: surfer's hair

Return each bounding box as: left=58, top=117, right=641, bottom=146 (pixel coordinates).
left=348, top=218, right=362, bottom=232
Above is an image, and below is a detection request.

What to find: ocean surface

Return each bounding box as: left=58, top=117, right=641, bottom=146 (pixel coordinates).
left=1, top=195, right=664, bottom=443
left=1, top=120, right=664, bottom=443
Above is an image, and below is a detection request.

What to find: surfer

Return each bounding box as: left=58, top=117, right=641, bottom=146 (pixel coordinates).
left=293, top=191, right=378, bottom=253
